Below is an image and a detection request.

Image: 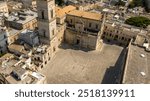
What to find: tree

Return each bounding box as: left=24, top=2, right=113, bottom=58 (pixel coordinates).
left=125, top=16, right=150, bottom=28
left=55, top=0, right=64, bottom=6
left=144, top=0, right=150, bottom=12
left=128, top=0, right=144, bottom=8
left=115, top=0, right=126, bottom=6
left=128, top=0, right=150, bottom=12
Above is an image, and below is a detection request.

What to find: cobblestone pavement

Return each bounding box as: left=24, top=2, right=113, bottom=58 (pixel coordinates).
left=41, top=43, right=125, bottom=84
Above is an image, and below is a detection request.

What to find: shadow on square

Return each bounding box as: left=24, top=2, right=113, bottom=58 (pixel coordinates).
left=101, top=48, right=127, bottom=84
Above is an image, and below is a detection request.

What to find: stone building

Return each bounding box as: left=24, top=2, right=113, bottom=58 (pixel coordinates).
left=8, top=43, right=27, bottom=56
left=56, top=5, right=76, bottom=47
left=0, top=27, right=7, bottom=54
left=6, top=70, right=47, bottom=84
left=102, top=21, right=148, bottom=45
left=56, top=5, right=76, bottom=25
left=65, top=10, right=104, bottom=50
left=0, top=1, right=9, bottom=16
left=7, top=1, right=23, bottom=12
left=6, top=9, right=37, bottom=30
left=6, top=28, right=22, bottom=45
left=0, top=27, right=24, bottom=55
left=36, top=0, right=61, bottom=57
left=32, top=45, right=51, bottom=70
left=21, top=0, right=37, bottom=9
left=0, top=53, right=47, bottom=84
left=0, top=27, right=23, bottom=54
left=19, top=29, right=39, bottom=47
left=76, top=2, right=98, bottom=11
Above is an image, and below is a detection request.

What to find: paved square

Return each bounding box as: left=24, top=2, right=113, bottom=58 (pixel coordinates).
left=41, top=43, right=124, bottom=84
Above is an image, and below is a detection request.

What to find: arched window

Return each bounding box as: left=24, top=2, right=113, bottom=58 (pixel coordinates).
left=51, top=9, right=53, bottom=18
left=53, top=47, right=56, bottom=52
left=122, top=37, right=125, bottom=40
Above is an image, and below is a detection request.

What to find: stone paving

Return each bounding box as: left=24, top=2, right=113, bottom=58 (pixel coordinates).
left=41, top=43, right=125, bottom=84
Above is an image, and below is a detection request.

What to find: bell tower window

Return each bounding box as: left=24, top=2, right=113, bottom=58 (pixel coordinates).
left=51, top=10, right=53, bottom=18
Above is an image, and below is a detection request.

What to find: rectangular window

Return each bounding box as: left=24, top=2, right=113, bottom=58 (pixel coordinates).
left=4, top=35, right=6, bottom=38
left=52, top=29, right=55, bottom=35
left=89, top=23, right=92, bottom=27
left=5, top=40, right=8, bottom=45
left=70, top=19, right=72, bottom=24
left=96, top=24, right=98, bottom=29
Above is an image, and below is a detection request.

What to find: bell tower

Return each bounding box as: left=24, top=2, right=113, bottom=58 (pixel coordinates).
left=36, top=0, right=56, bottom=45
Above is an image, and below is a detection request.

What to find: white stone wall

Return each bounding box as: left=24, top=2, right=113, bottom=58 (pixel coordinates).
left=65, top=29, right=98, bottom=49
left=0, top=2, right=9, bottom=15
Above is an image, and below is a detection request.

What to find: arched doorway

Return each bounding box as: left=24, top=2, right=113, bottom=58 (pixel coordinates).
left=114, top=35, right=118, bottom=40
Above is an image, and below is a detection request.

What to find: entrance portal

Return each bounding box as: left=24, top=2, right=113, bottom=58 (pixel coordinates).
left=76, top=39, right=80, bottom=45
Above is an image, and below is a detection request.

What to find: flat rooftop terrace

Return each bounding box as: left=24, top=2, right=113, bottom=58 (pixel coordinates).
left=41, top=43, right=126, bottom=84
left=123, top=44, right=150, bottom=84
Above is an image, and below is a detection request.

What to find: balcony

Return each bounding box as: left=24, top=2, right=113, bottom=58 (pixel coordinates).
left=66, top=24, right=99, bottom=36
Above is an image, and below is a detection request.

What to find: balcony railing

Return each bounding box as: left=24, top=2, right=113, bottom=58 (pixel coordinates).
left=66, top=25, right=99, bottom=36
